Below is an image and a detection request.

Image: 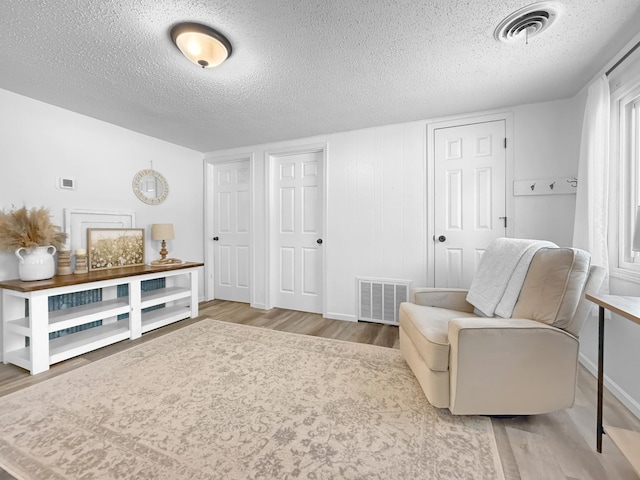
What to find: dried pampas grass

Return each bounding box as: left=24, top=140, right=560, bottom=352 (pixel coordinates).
left=0, top=206, right=67, bottom=251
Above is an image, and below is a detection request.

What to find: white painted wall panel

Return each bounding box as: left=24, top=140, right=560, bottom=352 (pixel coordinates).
left=373, top=129, right=385, bottom=276
left=381, top=125, right=405, bottom=278
left=354, top=129, right=377, bottom=279
left=322, top=123, right=428, bottom=320
left=399, top=122, right=427, bottom=286
left=512, top=96, right=583, bottom=246
left=252, top=154, right=267, bottom=308
left=325, top=134, right=358, bottom=318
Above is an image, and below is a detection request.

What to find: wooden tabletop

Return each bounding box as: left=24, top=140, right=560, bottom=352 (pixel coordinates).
left=585, top=293, right=640, bottom=325
left=0, top=262, right=204, bottom=293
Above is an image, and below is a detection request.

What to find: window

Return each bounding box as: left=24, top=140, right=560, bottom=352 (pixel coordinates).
left=614, top=78, right=640, bottom=274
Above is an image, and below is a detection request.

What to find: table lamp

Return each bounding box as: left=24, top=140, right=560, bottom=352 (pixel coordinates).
left=151, top=224, right=181, bottom=265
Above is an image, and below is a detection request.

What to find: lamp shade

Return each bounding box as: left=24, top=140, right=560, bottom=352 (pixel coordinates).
left=151, top=224, right=175, bottom=241
left=170, top=22, right=232, bottom=68
left=633, top=206, right=640, bottom=252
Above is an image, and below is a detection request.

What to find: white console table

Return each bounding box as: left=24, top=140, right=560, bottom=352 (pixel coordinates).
left=1, top=262, right=203, bottom=375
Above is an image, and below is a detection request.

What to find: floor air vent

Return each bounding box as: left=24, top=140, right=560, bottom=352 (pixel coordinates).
left=357, top=277, right=412, bottom=325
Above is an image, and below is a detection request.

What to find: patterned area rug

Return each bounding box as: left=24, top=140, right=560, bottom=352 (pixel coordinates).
left=0, top=320, right=504, bottom=479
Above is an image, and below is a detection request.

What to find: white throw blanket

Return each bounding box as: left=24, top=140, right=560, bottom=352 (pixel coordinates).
left=466, top=238, right=556, bottom=317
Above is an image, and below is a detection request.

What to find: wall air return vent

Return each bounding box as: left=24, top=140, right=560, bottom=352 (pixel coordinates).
left=357, top=277, right=412, bottom=325
left=494, top=2, right=563, bottom=44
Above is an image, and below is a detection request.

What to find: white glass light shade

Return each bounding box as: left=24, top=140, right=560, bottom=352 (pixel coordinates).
left=170, top=23, right=232, bottom=68
left=151, top=223, right=175, bottom=241
left=633, top=206, right=640, bottom=252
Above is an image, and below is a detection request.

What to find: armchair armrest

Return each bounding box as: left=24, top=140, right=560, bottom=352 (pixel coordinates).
left=446, top=317, right=579, bottom=415
left=449, top=316, right=578, bottom=334
left=411, top=288, right=474, bottom=312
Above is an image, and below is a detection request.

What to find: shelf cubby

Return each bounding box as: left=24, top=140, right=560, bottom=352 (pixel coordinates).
left=48, top=297, right=130, bottom=333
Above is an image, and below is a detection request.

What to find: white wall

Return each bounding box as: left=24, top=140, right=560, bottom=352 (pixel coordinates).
left=205, top=98, right=582, bottom=321
left=325, top=123, right=427, bottom=320
left=0, top=88, right=204, bottom=294
left=511, top=94, right=586, bottom=246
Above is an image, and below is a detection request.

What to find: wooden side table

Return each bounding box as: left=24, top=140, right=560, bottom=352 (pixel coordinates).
left=586, top=293, right=640, bottom=475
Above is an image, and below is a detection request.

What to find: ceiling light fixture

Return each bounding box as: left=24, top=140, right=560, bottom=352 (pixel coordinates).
left=494, top=1, right=563, bottom=44
left=170, top=22, right=232, bottom=68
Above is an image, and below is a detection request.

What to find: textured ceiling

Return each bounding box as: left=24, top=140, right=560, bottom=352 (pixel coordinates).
left=1, top=0, right=640, bottom=152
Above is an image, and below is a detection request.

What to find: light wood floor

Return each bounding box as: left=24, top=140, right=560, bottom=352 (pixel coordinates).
left=1, top=300, right=639, bottom=480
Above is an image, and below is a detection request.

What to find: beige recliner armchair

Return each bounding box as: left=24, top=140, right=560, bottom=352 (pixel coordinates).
left=399, top=246, right=606, bottom=415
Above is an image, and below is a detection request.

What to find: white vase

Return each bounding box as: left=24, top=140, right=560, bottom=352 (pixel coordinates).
left=15, top=245, right=57, bottom=281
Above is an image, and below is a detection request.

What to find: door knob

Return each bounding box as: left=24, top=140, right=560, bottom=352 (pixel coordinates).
left=317, top=239, right=323, bottom=245
left=438, top=235, right=446, bottom=242
left=212, top=236, right=219, bottom=241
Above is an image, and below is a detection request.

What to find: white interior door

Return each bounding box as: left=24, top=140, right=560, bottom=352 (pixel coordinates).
left=272, top=151, right=324, bottom=313
left=434, top=120, right=506, bottom=288
left=212, top=161, right=250, bottom=302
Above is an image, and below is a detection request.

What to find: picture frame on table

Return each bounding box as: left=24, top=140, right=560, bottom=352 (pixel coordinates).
left=87, top=228, right=145, bottom=271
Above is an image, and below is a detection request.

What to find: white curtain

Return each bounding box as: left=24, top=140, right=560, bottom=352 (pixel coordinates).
left=572, top=74, right=610, bottom=289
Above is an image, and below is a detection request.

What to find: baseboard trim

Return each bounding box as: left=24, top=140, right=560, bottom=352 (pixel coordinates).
left=579, top=353, right=640, bottom=420
left=324, top=312, right=357, bottom=322
left=250, top=302, right=268, bottom=310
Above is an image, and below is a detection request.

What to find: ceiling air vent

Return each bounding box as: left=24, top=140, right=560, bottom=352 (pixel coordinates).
left=494, top=1, right=564, bottom=44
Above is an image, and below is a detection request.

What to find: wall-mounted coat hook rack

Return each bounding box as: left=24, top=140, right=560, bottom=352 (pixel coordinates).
left=514, top=176, right=578, bottom=196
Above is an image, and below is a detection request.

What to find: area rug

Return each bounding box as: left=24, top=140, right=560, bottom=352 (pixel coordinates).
left=0, top=320, right=504, bottom=479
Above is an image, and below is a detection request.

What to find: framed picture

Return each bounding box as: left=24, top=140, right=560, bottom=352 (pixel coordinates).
left=87, top=228, right=145, bottom=271
left=64, top=208, right=135, bottom=253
